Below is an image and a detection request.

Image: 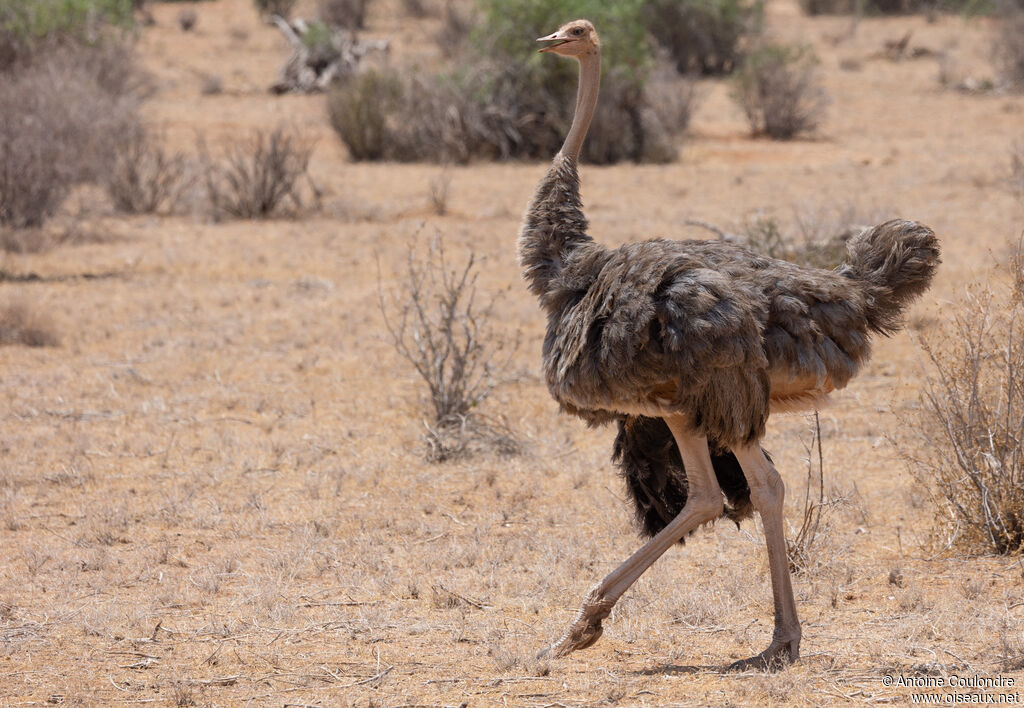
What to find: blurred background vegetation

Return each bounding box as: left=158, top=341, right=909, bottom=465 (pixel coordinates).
left=2, top=0, right=1024, bottom=236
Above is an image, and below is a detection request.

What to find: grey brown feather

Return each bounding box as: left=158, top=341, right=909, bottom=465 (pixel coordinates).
left=520, top=158, right=940, bottom=534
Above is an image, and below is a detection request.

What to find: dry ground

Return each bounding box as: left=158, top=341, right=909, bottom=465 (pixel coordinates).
left=2, top=0, right=1024, bottom=705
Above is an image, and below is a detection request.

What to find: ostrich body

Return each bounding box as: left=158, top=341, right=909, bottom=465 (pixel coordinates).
left=522, top=20, right=940, bottom=667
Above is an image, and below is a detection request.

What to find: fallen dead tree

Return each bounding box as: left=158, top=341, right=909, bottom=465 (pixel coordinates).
left=269, top=15, right=388, bottom=94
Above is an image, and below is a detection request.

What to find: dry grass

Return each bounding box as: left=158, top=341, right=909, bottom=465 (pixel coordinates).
left=2, top=2, right=1024, bottom=705
left=0, top=300, right=58, bottom=347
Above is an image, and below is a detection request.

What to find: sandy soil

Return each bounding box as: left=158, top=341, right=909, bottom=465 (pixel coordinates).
left=1, top=0, right=1023, bottom=705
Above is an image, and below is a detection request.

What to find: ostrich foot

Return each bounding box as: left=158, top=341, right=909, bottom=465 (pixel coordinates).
left=538, top=588, right=614, bottom=659
left=727, top=637, right=800, bottom=672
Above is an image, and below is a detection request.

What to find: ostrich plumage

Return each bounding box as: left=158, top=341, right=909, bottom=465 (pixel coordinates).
left=522, top=20, right=940, bottom=666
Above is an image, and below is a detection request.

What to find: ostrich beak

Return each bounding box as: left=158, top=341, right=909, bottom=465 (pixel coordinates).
left=537, top=30, right=573, bottom=53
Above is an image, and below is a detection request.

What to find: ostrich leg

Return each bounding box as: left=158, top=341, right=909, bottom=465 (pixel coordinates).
left=541, top=416, right=724, bottom=658
left=729, top=443, right=801, bottom=670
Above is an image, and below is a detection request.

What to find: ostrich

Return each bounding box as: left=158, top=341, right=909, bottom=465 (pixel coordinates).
left=520, top=20, right=940, bottom=669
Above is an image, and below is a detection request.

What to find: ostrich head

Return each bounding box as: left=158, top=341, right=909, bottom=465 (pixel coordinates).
left=536, top=19, right=599, bottom=57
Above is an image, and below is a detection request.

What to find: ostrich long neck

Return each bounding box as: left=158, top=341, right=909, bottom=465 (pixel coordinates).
left=518, top=47, right=602, bottom=307
left=561, top=49, right=601, bottom=160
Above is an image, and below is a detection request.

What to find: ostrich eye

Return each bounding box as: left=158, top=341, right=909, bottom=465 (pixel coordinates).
left=572, top=27, right=583, bottom=35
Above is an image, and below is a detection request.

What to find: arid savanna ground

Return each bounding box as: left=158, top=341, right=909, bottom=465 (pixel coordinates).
left=2, top=0, right=1024, bottom=705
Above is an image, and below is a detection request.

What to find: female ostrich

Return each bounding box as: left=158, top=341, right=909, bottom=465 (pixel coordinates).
left=521, top=20, right=940, bottom=668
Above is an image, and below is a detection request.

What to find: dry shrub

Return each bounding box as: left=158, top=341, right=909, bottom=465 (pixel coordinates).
left=401, top=0, right=429, bottom=17
left=378, top=234, right=519, bottom=462
left=318, top=0, right=368, bottom=29
left=999, top=9, right=1024, bottom=90
left=329, top=63, right=695, bottom=164
left=799, top=0, right=948, bottom=13
left=435, top=0, right=469, bottom=57
left=428, top=169, right=452, bottom=215
left=1012, top=143, right=1024, bottom=197
left=177, top=8, right=197, bottom=31
left=643, top=0, right=763, bottom=75
left=0, top=43, right=141, bottom=232
left=329, top=68, right=498, bottom=163
left=254, top=0, right=297, bottom=18
left=584, top=65, right=695, bottom=164
left=105, top=126, right=191, bottom=215
left=203, top=128, right=313, bottom=219
left=732, top=43, right=828, bottom=140
left=0, top=301, right=59, bottom=347
left=900, top=244, right=1024, bottom=555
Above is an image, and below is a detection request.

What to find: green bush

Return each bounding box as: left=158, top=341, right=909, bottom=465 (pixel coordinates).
left=476, top=0, right=651, bottom=79
left=0, top=0, right=133, bottom=66
left=0, top=0, right=132, bottom=39
left=731, top=44, right=828, bottom=140
left=318, top=0, right=368, bottom=29
left=643, top=0, right=763, bottom=75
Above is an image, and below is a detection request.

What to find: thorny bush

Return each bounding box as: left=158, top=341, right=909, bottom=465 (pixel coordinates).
left=901, top=242, right=1024, bottom=555
left=379, top=235, right=519, bottom=461
left=203, top=127, right=313, bottom=220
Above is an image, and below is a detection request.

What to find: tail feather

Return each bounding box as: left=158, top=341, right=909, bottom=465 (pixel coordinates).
left=612, top=416, right=753, bottom=541
left=838, top=219, right=941, bottom=334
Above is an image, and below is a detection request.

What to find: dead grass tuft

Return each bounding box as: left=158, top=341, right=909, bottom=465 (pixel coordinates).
left=1012, top=142, right=1024, bottom=200
left=401, top=0, right=429, bottom=18
left=428, top=168, right=452, bottom=216
left=786, top=413, right=844, bottom=574
left=0, top=301, right=59, bottom=347
left=203, top=127, right=313, bottom=220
